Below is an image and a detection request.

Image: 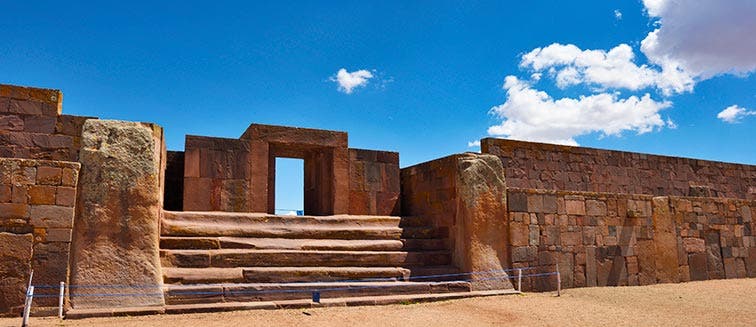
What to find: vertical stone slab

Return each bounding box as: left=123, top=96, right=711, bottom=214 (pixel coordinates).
left=651, top=197, right=679, bottom=283
left=69, top=120, right=165, bottom=308
left=585, top=246, right=597, bottom=287
left=454, top=153, right=512, bottom=290
left=0, top=233, right=33, bottom=317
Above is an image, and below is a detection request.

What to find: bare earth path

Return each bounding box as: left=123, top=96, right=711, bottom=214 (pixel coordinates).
left=4, top=278, right=755, bottom=327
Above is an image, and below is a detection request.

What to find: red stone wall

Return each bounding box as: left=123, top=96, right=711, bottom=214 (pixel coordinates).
left=507, top=188, right=756, bottom=291
left=0, top=84, right=96, bottom=161
left=482, top=138, right=756, bottom=200
left=0, top=158, right=80, bottom=308
left=183, top=135, right=250, bottom=211
left=348, top=148, right=400, bottom=216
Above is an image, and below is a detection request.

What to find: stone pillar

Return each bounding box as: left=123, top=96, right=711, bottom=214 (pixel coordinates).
left=69, top=120, right=165, bottom=308
left=453, top=153, right=512, bottom=290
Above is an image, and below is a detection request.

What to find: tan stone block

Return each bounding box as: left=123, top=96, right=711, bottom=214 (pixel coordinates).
left=13, top=167, right=36, bottom=185
left=28, top=185, right=56, bottom=205
left=0, top=185, right=11, bottom=202
left=509, top=222, right=529, bottom=246
left=55, top=186, right=76, bottom=207
left=682, top=237, right=706, bottom=253
left=11, top=185, right=27, bottom=203
left=527, top=194, right=543, bottom=213
left=45, top=228, right=72, bottom=242
left=29, top=205, right=74, bottom=228
left=586, top=199, right=607, bottom=216
left=0, top=203, right=28, bottom=219
left=61, top=168, right=78, bottom=187
left=36, top=166, right=62, bottom=185
left=566, top=200, right=585, bottom=215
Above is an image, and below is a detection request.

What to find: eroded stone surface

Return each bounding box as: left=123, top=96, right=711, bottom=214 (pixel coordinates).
left=69, top=120, right=165, bottom=308
left=0, top=233, right=33, bottom=316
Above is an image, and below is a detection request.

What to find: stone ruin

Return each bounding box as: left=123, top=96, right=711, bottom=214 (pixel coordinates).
left=0, top=83, right=754, bottom=317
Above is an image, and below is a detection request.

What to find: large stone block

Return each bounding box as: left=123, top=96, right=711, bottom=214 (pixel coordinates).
left=69, top=120, right=165, bottom=308
left=651, top=197, right=679, bottom=283
left=453, top=153, right=512, bottom=290
left=0, top=233, right=33, bottom=317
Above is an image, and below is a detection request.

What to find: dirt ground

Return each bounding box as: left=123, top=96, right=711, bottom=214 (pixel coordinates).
left=4, top=278, right=755, bottom=327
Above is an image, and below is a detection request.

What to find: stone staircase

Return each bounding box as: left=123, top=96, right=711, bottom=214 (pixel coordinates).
left=159, top=211, right=472, bottom=307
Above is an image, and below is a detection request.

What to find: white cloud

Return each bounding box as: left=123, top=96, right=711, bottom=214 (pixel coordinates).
left=614, top=9, right=623, bottom=20
left=520, top=43, right=694, bottom=95
left=467, top=140, right=481, bottom=148
left=641, top=0, right=756, bottom=79
left=282, top=210, right=298, bottom=216
left=331, top=68, right=374, bottom=94
left=717, top=105, right=756, bottom=123
left=487, top=76, right=671, bottom=146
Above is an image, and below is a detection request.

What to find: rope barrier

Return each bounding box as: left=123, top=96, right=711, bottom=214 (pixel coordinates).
left=29, top=271, right=558, bottom=299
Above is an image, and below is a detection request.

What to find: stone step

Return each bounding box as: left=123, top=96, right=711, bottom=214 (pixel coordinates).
left=408, top=266, right=463, bottom=282
left=161, top=220, right=404, bottom=240
left=160, top=249, right=452, bottom=268
left=163, top=267, right=412, bottom=284
left=163, top=281, right=472, bottom=305
left=160, top=236, right=405, bottom=251
left=401, top=238, right=449, bottom=251
left=64, top=289, right=519, bottom=318
left=164, top=211, right=402, bottom=227
left=401, top=226, right=449, bottom=239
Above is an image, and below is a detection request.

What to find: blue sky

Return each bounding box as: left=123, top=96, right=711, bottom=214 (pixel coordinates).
left=2, top=1, right=754, bottom=210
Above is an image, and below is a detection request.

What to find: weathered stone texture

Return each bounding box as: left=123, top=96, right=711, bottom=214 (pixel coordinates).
left=402, top=153, right=512, bottom=290
left=0, top=233, right=33, bottom=316
left=1, top=84, right=96, bottom=162
left=0, top=158, right=79, bottom=307
left=348, top=148, right=400, bottom=216
left=507, top=188, right=755, bottom=291
left=69, top=120, right=165, bottom=308
left=481, top=138, right=756, bottom=200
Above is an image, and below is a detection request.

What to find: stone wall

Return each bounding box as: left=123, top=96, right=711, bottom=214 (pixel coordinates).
left=402, top=153, right=512, bottom=290
left=482, top=138, right=756, bottom=200
left=348, top=148, right=400, bottom=216
left=182, top=135, right=250, bottom=211
left=506, top=188, right=756, bottom=291
left=0, top=158, right=80, bottom=312
left=0, top=84, right=95, bottom=162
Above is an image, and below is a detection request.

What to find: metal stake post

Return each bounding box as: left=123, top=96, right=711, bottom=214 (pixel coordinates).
left=22, top=286, right=34, bottom=327
left=556, top=263, right=561, bottom=297
left=517, top=269, right=522, bottom=291
left=58, top=282, right=65, bottom=319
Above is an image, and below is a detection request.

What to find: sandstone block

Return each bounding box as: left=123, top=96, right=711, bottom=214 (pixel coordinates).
left=507, top=192, right=527, bottom=212
left=0, top=185, right=11, bottom=202
left=36, top=166, right=62, bottom=185
left=527, top=194, right=543, bottom=213
left=0, top=203, right=27, bottom=219
left=509, top=222, right=529, bottom=246
left=683, top=238, right=705, bottom=253
left=55, top=186, right=76, bottom=207
left=0, top=115, right=23, bottom=131
left=28, top=185, right=56, bottom=205
left=70, top=120, right=166, bottom=308
left=61, top=168, right=78, bottom=187
left=586, top=199, right=607, bottom=216
left=29, top=205, right=74, bottom=228
left=0, top=233, right=33, bottom=317
left=566, top=200, right=585, bottom=215
left=453, top=153, right=512, bottom=290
